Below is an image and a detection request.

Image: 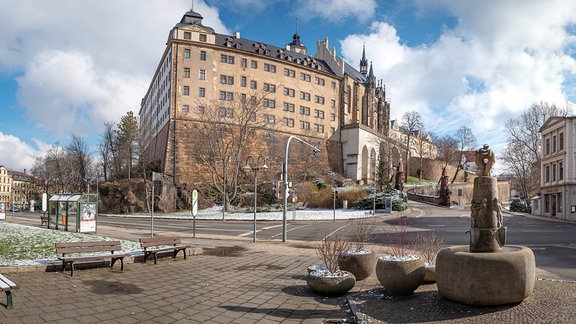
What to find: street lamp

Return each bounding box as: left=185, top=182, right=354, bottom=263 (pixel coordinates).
left=244, top=156, right=268, bottom=243
left=282, top=136, right=320, bottom=242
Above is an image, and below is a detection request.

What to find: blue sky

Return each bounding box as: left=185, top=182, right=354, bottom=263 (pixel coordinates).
left=1, top=0, right=575, bottom=174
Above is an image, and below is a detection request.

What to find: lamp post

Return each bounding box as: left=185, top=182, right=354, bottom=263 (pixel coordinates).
left=244, top=156, right=268, bottom=243
left=282, top=136, right=320, bottom=242
left=372, top=157, right=379, bottom=215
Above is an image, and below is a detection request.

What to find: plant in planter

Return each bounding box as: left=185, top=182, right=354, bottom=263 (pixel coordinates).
left=306, top=234, right=356, bottom=296
left=338, top=218, right=378, bottom=280
left=414, top=230, right=446, bottom=283
left=376, top=214, right=425, bottom=296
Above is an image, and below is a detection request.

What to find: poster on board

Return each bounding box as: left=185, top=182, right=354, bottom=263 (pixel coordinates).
left=79, top=203, right=96, bottom=233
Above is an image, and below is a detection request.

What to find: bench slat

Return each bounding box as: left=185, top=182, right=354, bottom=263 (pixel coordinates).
left=0, top=275, right=18, bottom=291
left=139, top=237, right=182, bottom=248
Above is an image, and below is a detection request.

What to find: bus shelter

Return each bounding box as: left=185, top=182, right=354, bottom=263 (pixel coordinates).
left=48, top=193, right=98, bottom=233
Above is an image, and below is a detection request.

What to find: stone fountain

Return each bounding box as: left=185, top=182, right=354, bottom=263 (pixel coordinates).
left=435, top=144, right=536, bottom=306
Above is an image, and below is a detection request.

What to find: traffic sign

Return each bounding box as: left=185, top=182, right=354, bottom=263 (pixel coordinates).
left=192, top=190, right=198, bottom=216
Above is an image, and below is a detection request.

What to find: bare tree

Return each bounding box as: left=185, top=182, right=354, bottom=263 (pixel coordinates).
left=191, top=92, right=272, bottom=212
left=400, top=111, right=424, bottom=182
left=451, top=126, right=477, bottom=183
left=434, top=135, right=459, bottom=182
left=504, top=101, right=571, bottom=197
left=66, top=134, right=93, bottom=192
left=99, top=122, right=116, bottom=182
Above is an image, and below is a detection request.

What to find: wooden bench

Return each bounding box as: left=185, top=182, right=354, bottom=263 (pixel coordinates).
left=139, top=236, right=190, bottom=264
left=0, top=274, right=19, bottom=309
left=55, top=241, right=130, bottom=276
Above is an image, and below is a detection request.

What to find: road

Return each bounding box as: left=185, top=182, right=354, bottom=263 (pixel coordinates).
left=7, top=201, right=576, bottom=281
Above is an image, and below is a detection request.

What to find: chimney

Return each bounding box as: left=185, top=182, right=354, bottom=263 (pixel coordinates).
left=234, top=31, right=240, bottom=38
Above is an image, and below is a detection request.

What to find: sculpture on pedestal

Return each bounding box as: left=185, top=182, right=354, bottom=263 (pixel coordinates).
left=435, top=143, right=536, bottom=306
left=470, top=144, right=505, bottom=252
left=438, top=169, right=450, bottom=206
left=394, top=162, right=404, bottom=192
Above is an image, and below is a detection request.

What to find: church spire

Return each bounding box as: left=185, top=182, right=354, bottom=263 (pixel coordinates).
left=286, top=17, right=307, bottom=54
left=360, top=44, right=368, bottom=76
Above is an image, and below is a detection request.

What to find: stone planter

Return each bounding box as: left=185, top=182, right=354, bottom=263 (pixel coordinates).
left=423, top=265, right=436, bottom=283
left=338, top=249, right=377, bottom=281
left=375, top=256, right=425, bottom=296
left=306, top=270, right=356, bottom=296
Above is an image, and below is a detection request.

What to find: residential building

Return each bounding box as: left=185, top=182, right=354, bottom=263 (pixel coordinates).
left=0, top=166, right=11, bottom=209
left=537, top=116, right=576, bottom=221
left=138, top=8, right=435, bottom=197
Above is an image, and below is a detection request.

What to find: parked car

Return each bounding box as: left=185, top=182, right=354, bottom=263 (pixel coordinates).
left=10, top=207, right=20, bottom=212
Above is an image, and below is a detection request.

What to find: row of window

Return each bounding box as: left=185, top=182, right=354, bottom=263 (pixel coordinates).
left=182, top=48, right=337, bottom=89
left=543, top=193, right=562, bottom=213
left=544, top=133, right=564, bottom=156
left=544, top=160, right=564, bottom=183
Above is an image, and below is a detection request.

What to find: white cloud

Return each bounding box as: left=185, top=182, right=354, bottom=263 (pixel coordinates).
left=0, top=132, right=44, bottom=172
left=340, top=0, right=576, bottom=150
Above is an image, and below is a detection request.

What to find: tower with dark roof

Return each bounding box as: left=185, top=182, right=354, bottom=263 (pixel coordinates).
left=360, top=44, right=368, bottom=76
left=286, top=18, right=307, bottom=54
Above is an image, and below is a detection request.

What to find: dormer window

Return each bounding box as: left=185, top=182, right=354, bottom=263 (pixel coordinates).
left=184, top=32, right=191, bottom=40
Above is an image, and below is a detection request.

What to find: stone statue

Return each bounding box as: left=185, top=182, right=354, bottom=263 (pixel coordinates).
left=475, top=144, right=495, bottom=176
left=469, top=144, right=505, bottom=252
left=395, top=162, right=404, bottom=191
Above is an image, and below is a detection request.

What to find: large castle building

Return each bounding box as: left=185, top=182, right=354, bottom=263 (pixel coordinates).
left=139, top=8, right=435, bottom=192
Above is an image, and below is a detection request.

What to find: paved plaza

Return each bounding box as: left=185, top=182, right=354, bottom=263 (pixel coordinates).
left=0, top=212, right=575, bottom=323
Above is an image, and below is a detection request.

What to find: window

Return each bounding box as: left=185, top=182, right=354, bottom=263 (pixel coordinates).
left=553, top=163, right=557, bottom=181
left=228, top=56, right=234, bottom=64
left=545, top=138, right=550, bottom=155
left=315, top=77, right=325, bottom=86
left=314, top=95, right=325, bottom=104
left=241, top=58, right=247, bottom=68
left=241, top=93, right=247, bottom=103
left=199, top=70, right=206, bottom=80
left=314, top=124, right=324, bottom=133
left=545, top=165, right=550, bottom=182
left=241, top=76, right=247, bottom=87
left=553, top=136, right=557, bottom=153
left=219, top=107, right=234, bottom=118
left=221, top=55, right=234, bottom=64
left=283, top=102, right=295, bottom=112
left=560, top=133, right=564, bottom=150
left=300, top=91, right=310, bottom=101
left=199, top=87, right=205, bottom=97
left=299, top=121, right=310, bottom=130
left=314, top=109, right=325, bottom=119
left=331, top=99, right=336, bottom=108
left=219, top=91, right=234, bottom=101
left=299, top=106, right=310, bottom=115
left=330, top=113, right=336, bottom=121
left=264, top=63, right=276, bottom=73
left=284, top=87, right=295, bottom=97
left=220, top=75, right=234, bottom=85
left=200, top=51, right=206, bottom=61
left=199, top=34, right=207, bottom=42
left=198, top=106, right=205, bottom=114
left=183, top=86, right=190, bottom=95
left=184, top=32, right=191, bottom=40
left=264, top=99, right=276, bottom=108
left=331, top=82, right=336, bottom=89
left=559, top=162, right=564, bottom=180
left=283, top=117, right=294, bottom=127
left=250, top=80, right=257, bottom=89
left=284, top=68, right=295, bottom=78
left=263, top=83, right=276, bottom=93
left=184, top=49, right=191, bottom=59
left=182, top=105, right=189, bottom=112
left=558, top=193, right=563, bottom=212
left=264, top=114, right=275, bottom=124
left=251, top=60, right=258, bottom=69
left=184, top=68, right=190, bottom=78
left=300, top=73, right=311, bottom=82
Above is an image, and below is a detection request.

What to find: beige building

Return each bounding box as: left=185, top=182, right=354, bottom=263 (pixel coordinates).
left=139, top=9, right=435, bottom=190
left=536, top=116, right=576, bottom=221
left=0, top=166, right=11, bottom=209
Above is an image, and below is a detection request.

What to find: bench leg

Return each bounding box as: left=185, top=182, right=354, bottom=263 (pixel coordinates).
left=110, top=257, right=125, bottom=271
left=173, top=248, right=187, bottom=260
left=61, top=260, right=75, bottom=276
left=153, top=253, right=158, bottom=265
left=5, top=291, right=13, bottom=309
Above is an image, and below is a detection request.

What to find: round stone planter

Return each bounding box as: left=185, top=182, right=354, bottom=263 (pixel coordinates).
left=436, top=245, right=535, bottom=306
left=375, top=256, right=425, bottom=296
left=423, top=265, right=436, bottom=283
left=338, top=250, right=377, bottom=281
left=306, top=270, right=356, bottom=296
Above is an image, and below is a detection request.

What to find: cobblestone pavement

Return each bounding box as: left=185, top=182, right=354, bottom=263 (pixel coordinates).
left=1, top=211, right=575, bottom=323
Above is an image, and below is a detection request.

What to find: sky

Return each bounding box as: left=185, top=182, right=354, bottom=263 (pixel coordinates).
left=1, top=0, right=575, bottom=174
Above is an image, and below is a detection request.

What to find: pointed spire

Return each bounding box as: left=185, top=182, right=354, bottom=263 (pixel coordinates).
left=360, top=43, right=368, bottom=76
left=286, top=17, right=307, bottom=54
left=368, top=61, right=375, bottom=80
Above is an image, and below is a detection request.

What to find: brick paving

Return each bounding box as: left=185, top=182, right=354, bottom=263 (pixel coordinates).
left=1, top=213, right=575, bottom=323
